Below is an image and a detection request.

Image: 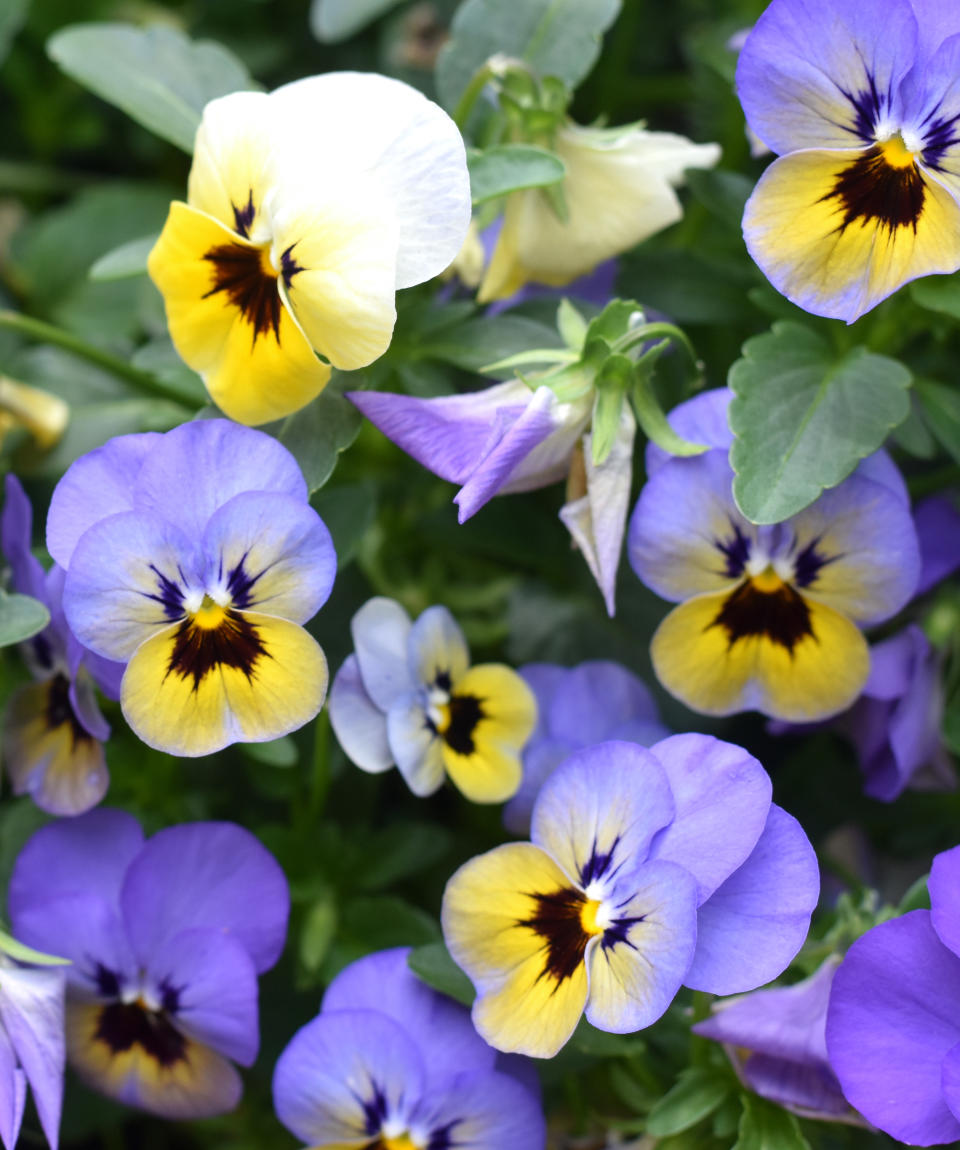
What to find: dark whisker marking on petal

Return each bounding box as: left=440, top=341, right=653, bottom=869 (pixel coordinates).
left=708, top=579, right=815, bottom=655
left=822, top=146, right=925, bottom=235
left=226, top=552, right=263, bottom=609
left=579, top=834, right=622, bottom=887
left=519, top=888, right=591, bottom=986
left=714, top=520, right=752, bottom=580
left=280, top=244, right=303, bottom=289
left=600, top=914, right=645, bottom=954
left=165, top=609, right=270, bottom=692
left=142, top=564, right=185, bottom=621
left=94, top=1001, right=187, bottom=1068
left=791, top=535, right=840, bottom=589
left=202, top=242, right=282, bottom=348
left=232, top=191, right=256, bottom=238
left=46, top=672, right=93, bottom=749
left=444, top=694, right=484, bottom=756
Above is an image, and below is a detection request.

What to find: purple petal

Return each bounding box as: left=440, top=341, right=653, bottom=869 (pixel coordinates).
left=273, top=1009, right=426, bottom=1145
left=942, top=1040, right=960, bottom=1125
left=147, top=927, right=259, bottom=1066
left=46, top=433, right=160, bottom=568
left=740, top=1054, right=850, bottom=1119
left=132, top=420, right=307, bottom=539
left=853, top=449, right=909, bottom=505
left=826, top=911, right=960, bottom=1145
left=119, top=823, right=289, bottom=975
left=645, top=389, right=733, bottom=475
left=329, top=655, right=393, bottom=773
left=8, top=809, right=143, bottom=917
left=322, top=949, right=495, bottom=1084
left=930, top=845, right=960, bottom=960
left=0, top=965, right=65, bottom=1150
left=915, top=495, right=960, bottom=594
left=518, top=664, right=568, bottom=742
left=548, top=661, right=659, bottom=746
left=409, top=1067, right=546, bottom=1150
left=2, top=476, right=46, bottom=604
left=351, top=597, right=414, bottom=711
left=0, top=1027, right=26, bottom=1150
left=684, top=805, right=819, bottom=994
left=531, top=741, right=675, bottom=888
left=503, top=737, right=571, bottom=836
left=67, top=674, right=110, bottom=743
left=83, top=649, right=125, bottom=701
left=648, top=734, right=772, bottom=902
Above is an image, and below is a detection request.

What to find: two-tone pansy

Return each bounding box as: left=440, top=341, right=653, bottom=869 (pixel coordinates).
left=2, top=475, right=123, bottom=815
left=148, top=72, right=470, bottom=424
left=738, top=0, right=960, bottom=321
left=8, top=809, right=288, bottom=1119
left=628, top=389, right=920, bottom=721
left=328, top=597, right=536, bottom=802
left=47, top=420, right=336, bottom=756
left=273, top=947, right=546, bottom=1149
left=443, top=736, right=818, bottom=1057
left=504, top=659, right=669, bottom=833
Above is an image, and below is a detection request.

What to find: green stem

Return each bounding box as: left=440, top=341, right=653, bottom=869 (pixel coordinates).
left=0, top=311, right=194, bottom=407
left=617, top=321, right=701, bottom=376
left=454, top=62, right=500, bottom=130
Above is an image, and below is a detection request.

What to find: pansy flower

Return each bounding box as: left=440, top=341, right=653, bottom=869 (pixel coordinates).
left=2, top=475, right=123, bottom=815
left=273, top=947, right=546, bottom=1149
left=8, top=809, right=288, bottom=1120
left=443, top=736, right=818, bottom=1057
left=328, top=597, right=536, bottom=802
left=915, top=494, right=960, bottom=594
left=504, top=659, right=669, bottom=833
left=47, top=420, right=336, bottom=756
left=148, top=72, right=470, bottom=425
left=738, top=0, right=960, bottom=321
left=628, top=389, right=920, bottom=721
left=694, top=957, right=859, bottom=1123
left=826, top=843, right=960, bottom=1144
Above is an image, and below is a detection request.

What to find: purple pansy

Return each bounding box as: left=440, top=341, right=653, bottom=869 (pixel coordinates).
left=47, top=420, right=336, bottom=756
left=8, top=809, right=289, bottom=1120
left=1, top=475, right=123, bottom=816
left=503, top=659, right=670, bottom=833
left=826, top=843, right=960, bottom=1145
left=442, top=735, right=819, bottom=1057
left=694, top=957, right=859, bottom=1122
left=273, top=947, right=546, bottom=1149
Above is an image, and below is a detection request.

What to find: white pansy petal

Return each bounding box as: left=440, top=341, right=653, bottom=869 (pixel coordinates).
left=328, top=655, right=393, bottom=773
left=387, top=692, right=445, bottom=796
left=269, top=71, right=470, bottom=288
left=269, top=175, right=399, bottom=370
left=407, top=605, right=470, bottom=688
left=351, top=596, right=414, bottom=710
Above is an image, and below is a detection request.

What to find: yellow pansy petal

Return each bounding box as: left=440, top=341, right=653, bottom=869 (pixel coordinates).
left=121, top=611, right=328, bottom=757
left=67, top=1002, right=241, bottom=1119
left=148, top=202, right=330, bottom=426
left=440, top=664, right=537, bottom=804
left=270, top=176, right=400, bottom=370
left=188, top=91, right=275, bottom=241
left=743, top=147, right=960, bottom=323
left=650, top=583, right=870, bottom=722
left=441, top=843, right=589, bottom=1057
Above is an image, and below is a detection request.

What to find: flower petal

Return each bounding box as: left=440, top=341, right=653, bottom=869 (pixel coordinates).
left=386, top=692, right=446, bottom=797
left=503, top=737, right=571, bottom=836
left=930, top=844, right=960, bottom=960
left=409, top=1067, right=547, bottom=1150
left=120, top=611, right=328, bottom=757
left=826, top=910, right=960, bottom=1145
left=915, top=495, right=960, bottom=594
left=408, top=605, right=470, bottom=689
left=684, top=805, right=818, bottom=995
left=350, top=596, right=414, bottom=711
left=0, top=965, right=65, bottom=1150
left=531, top=742, right=675, bottom=891
left=645, top=388, right=732, bottom=475
left=2, top=476, right=46, bottom=603
left=0, top=1026, right=26, bottom=1150
left=328, top=655, right=393, bottom=773
left=647, top=733, right=772, bottom=902
left=269, top=71, right=470, bottom=289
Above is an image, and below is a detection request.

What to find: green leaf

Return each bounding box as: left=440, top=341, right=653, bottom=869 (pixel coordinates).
left=646, top=1069, right=733, bottom=1137
left=591, top=353, right=631, bottom=465
left=684, top=168, right=753, bottom=229
left=408, top=942, right=476, bottom=1006
left=732, top=1094, right=812, bottom=1150
left=309, top=0, right=404, bottom=41
left=342, top=896, right=440, bottom=951
left=571, top=1018, right=646, bottom=1056
left=89, top=234, right=157, bottom=282
left=467, top=145, right=565, bottom=204
left=631, top=374, right=707, bottom=459
left=915, top=379, right=960, bottom=465
left=729, top=322, right=912, bottom=524
left=419, top=314, right=563, bottom=376
left=240, top=736, right=298, bottom=768
left=557, top=298, right=588, bottom=350
left=0, top=592, right=50, bottom=647
left=0, top=930, right=70, bottom=967
left=299, top=893, right=338, bottom=976
left=47, top=23, right=257, bottom=153
left=911, top=270, right=960, bottom=319
left=310, top=481, right=377, bottom=567
left=436, top=0, right=621, bottom=112
left=279, top=380, right=363, bottom=494
left=352, top=822, right=454, bottom=891
left=0, top=0, right=29, bottom=66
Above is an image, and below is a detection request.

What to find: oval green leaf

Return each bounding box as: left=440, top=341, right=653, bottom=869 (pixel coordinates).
left=0, top=592, right=50, bottom=647
left=468, top=145, right=566, bottom=204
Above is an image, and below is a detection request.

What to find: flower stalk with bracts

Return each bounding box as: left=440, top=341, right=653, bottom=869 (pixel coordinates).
left=8, top=809, right=288, bottom=1120
left=47, top=420, right=336, bottom=756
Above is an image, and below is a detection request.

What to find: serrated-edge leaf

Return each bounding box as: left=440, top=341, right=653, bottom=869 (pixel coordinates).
left=467, top=144, right=566, bottom=204
left=0, top=592, right=50, bottom=647
left=89, top=233, right=158, bottom=281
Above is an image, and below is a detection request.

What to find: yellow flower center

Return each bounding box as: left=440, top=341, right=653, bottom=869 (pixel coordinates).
left=191, top=594, right=228, bottom=630
left=579, top=897, right=606, bottom=936
left=432, top=700, right=452, bottom=734
left=879, top=134, right=917, bottom=169
left=750, top=567, right=785, bottom=593
left=382, top=1136, right=419, bottom=1150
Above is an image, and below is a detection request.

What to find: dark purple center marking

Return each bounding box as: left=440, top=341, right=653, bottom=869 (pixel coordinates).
left=714, top=521, right=752, bottom=579
left=232, top=192, right=256, bottom=238
left=443, top=694, right=484, bottom=755
left=823, top=146, right=925, bottom=235
left=203, top=243, right=282, bottom=347
left=166, top=609, right=269, bottom=691
left=708, top=578, right=815, bottom=654
left=46, top=672, right=93, bottom=748
left=94, top=1000, right=187, bottom=1068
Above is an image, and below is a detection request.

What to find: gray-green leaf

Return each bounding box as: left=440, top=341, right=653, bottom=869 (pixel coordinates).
left=436, top=0, right=621, bottom=112
left=732, top=1094, right=812, bottom=1150
left=468, top=145, right=565, bottom=204
left=89, top=234, right=157, bottom=282
left=408, top=942, right=476, bottom=1006
left=647, top=1069, right=732, bottom=1137
left=0, top=592, right=50, bottom=648
left=47, top=23, right=257, bottom=153
left=915, top=378, right=960, bottom=466
left=279, top=380, right=363, bottom=494
left=309, top=0, right=405, bottom=42
left=729, top=322, right=911, bottom=524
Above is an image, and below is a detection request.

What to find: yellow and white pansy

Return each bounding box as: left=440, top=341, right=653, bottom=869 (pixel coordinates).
left=148, top=72, right=471, bottom=425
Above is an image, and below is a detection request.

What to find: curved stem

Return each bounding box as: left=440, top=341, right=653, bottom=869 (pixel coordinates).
left=454, top=62, right=500, bottom=130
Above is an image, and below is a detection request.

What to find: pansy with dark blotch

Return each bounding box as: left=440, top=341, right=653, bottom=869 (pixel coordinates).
left=738, top=0, right=960, bottom=322
left=443, top=736, right=818, bottom=1057
left=504, top=659, right=669, bottom=833
left=273, top=947, right=546, bottom=1149
left=47, top=420, right=336, bottom=756
left=826, top=843, right=960, bottom=1144
left=8, top=809, right=288, bottom=1120
left=328, top=597, right=536, bottom=803
left=629, top=389, right=920, bottom=722
left=1, top=475, right=123, bottom=815
left=694, top=957, right=859, bottom=1123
